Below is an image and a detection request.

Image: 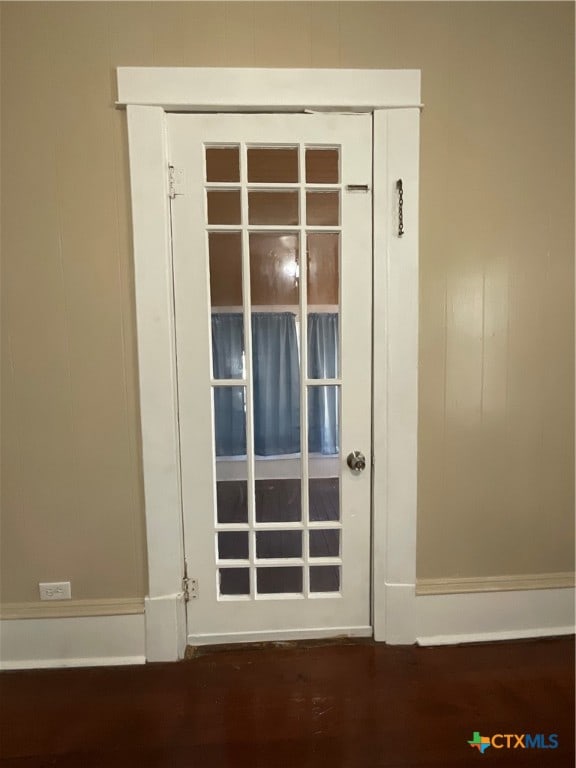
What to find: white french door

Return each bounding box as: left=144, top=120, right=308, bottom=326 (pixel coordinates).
left=168, top=113, right=373, bottom=644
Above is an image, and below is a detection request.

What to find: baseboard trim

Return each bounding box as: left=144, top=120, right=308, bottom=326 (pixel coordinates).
left=145, top=593, right=187, bottom=662
left=416, top=572, right=575, bottom=595
left=0, top=597, right=145, bottom=620
left=0, top=613, right=146, bottom=670
left=188, top=626, right=373, bottom=646
left=416, top=627, right=574, bottom=646
left=0, top=656, right=146, bottom=670
left=416, top=587, right=575, bottom=646
left=377, top=583, right=416, bottom=644
left=2, top=584, right=572, bottom=667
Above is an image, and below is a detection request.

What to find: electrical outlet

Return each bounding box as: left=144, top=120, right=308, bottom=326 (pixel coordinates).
left=39, top=582, right=71, bottom=601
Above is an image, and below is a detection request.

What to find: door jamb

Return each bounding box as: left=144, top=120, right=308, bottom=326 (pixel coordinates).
left=121, top=68, right=420, bottom=661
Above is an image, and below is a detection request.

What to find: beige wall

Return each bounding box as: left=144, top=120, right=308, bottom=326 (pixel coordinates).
left=1, top=2, right=573, bottom=607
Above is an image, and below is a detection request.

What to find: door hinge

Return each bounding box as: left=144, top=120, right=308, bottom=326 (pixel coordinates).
left=168, top=164, right=185, bottom=199
left=182, top=562, right=198, bottom=602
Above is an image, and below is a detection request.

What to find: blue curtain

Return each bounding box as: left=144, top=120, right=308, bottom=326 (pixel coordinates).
left=211, top=313, right=244, bottom=379
left=308, top=313, right=339, bottom=379
left=211, top=314, right=246, bottom=456
left=307, top=313, right=339, bottom=455
left=252, top=313, right=300, bottom=456
left=211, top=311, right=338, bottom=457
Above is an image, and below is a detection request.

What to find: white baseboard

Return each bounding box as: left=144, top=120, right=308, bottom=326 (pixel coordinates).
left=1, top=655, right=145, bottom=670
left=0, top=613, right=146, bottom=670
left=1, top=585, right=572, bottom=668
left=416, top=587, right=575, bottom=646
left=188, top=625, right=372, bottom=646
left=145, top=593, right=187, bottom=662
left=376, top=583, right=416, bottom=644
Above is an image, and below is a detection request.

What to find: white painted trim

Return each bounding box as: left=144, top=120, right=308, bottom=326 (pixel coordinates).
left=189, top=626, right=372, bottom=647
left=419, top=628, right=575, bottom=647
left=0, top=614, right=146, bottom=670
left=145, top=594, right=187, bottom=662
left=216, top=455, right=339, bottom=481
left=372, top=109, right=420, bottom=643
left=380, top=584, right=417, bottom=645
left=0, top=657, right=145, bottom=671
left=126, top=106, right=185, bottom=614
left=123, top=68, right=421, bottom=658
left=212, top=305, right=339, bottom=314
left=416, top=588, right=575, bottom=646
left=117, top=68, right=421, bottom=112
left=417, top=572, right=576, bottom=595
left=0, top=597, right=144, bottom=620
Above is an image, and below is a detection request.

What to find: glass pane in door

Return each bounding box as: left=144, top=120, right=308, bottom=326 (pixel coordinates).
left=309, top=529, right=340, bottom=558
left=255, top=479, right=301, bottom=523
left=308, top=385, right=340, bottom=455
left=219, top=568, right=250, bottom=596
left=306, top=191, right=340, bottom=226
left=307, top=232, right=339, bottom=310
left=207, top=190, right=242, bottom=224
left=257, top=567, right=303, bottom=594
left=247, top=147, right=298, bottom=183
left=218, top=531, right=249, bottom=560
left=209, top=232, right=244, bottom=379
left=206, top=146, right=240, bottom=183
left=250, top=233, right=299, bottom=305
left=305, top=148, right=339, bottom=184
left=248, top=191, right=299, bottom=225
left=256, top=531, right=302, bottom=559
left=309, top=477, right=339, bottom=522
left=310, top=565, right=340, bottom=592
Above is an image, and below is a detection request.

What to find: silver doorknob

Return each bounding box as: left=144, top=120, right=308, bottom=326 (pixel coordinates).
left=347, top=450, right=367, bottom=473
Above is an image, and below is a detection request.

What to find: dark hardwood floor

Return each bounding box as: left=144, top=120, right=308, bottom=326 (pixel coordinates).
left=0, top=637, right=574, bottom=767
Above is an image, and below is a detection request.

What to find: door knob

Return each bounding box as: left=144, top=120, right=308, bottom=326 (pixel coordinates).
left=347, top=450, right=367, bottom=473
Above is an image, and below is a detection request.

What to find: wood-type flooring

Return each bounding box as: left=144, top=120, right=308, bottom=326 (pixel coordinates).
left=0, top=636, right=573, bottom=767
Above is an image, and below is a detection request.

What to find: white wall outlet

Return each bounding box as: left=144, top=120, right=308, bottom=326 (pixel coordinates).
left=39, top=582, right=71, bottom=601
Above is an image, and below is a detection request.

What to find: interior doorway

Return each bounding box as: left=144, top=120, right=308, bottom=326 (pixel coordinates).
left=168, top=114, right=373, bottom=644
left=121, top=67, right=420, bottom=660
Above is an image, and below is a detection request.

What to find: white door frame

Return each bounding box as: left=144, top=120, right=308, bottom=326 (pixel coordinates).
left=119, top=68, right=420, bottom=661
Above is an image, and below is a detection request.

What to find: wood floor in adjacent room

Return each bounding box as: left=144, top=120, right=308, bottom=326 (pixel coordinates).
left=0, top=637, right=574, bottom=767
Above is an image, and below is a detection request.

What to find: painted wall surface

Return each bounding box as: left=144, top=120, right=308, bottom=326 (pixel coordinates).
left=1, top=2, right=574, bottom=607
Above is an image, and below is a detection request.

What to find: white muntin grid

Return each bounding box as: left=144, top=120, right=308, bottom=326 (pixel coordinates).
left=204, top=143, right=344, bottom=600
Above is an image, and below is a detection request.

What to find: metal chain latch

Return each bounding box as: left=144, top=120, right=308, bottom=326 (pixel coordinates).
left=396, top=179, right=404, bottom=237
